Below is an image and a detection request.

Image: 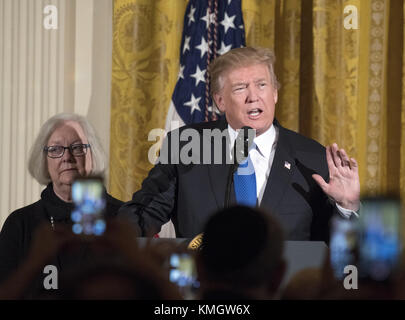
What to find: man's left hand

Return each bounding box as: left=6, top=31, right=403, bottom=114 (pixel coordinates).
left=312, top=143, right=360, bottom=211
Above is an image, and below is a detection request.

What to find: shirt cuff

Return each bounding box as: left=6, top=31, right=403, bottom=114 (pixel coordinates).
left=335, top=202, right=360, bottom=219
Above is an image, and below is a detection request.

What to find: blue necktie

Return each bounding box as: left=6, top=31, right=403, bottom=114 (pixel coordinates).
left=233, top=151, right=257, bottom=207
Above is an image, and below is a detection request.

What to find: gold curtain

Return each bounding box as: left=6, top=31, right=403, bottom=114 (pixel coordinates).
left=110, top=0, right=188, bottom=201
left=110, top=0, right=404, bottom=203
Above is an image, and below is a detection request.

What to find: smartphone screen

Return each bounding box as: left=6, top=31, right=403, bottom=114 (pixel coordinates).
left=71, top=177, right=107, bottom=236
left=357, top=197, right=401, bottom=282
left=329, top=215, right=358, bottom=280
left=169, top=253, right=200, bottom=299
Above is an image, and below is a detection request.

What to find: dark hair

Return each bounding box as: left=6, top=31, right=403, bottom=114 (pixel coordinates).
left=199, top=205, right=284, bottom=288
left=56, top=260, right=175, bottom=300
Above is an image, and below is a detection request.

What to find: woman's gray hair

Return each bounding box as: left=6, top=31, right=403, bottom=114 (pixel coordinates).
left=28, top=113, right=107, bottom=185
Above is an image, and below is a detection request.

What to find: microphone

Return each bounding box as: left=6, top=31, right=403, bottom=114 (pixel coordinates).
left=225, top=126, right=255, bottom=207
left=233, top=126, right=255, bottom=164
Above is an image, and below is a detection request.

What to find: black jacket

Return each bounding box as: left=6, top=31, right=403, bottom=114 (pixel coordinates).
left=0, top=183, right=123, bottom=298
left=118, top=119, right=336, bottom=241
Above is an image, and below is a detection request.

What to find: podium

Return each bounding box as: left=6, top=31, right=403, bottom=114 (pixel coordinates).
left=282, top=241, right=327, bottom=288
left=137, top=238, right=328, bottom=287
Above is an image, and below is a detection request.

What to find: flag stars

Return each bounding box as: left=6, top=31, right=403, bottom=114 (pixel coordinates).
left=218, top=41, right=232, bottom=55
left=207, top=105, right=221, bottom=115
left=178, top=65, right=185, bottom=80
left=195, top=37, right=210, bottom=58
left=174, top=3, right=245, bottom=120
left=201, top=9, right=215, bottom=29
left=184, top=94, right=202, bottom=114
left=183, top=36, right=191, bottom=54
left=221, top=12, right=236, bottom=33
left=187, top=5, right=196, bottom=26
left=190, top=65, right=206, bottom=86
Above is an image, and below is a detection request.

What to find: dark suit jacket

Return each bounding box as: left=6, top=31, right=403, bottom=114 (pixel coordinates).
left=0, top=183, right=123, bottom=298
left=118, top=119, right=336, bottom=241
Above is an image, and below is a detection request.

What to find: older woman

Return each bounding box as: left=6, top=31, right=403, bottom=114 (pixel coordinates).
left=0, top=113, right=123, bottom=297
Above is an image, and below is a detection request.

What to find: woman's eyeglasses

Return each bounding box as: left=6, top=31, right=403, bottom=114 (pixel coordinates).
left=44, top=144, right=90, bottom=158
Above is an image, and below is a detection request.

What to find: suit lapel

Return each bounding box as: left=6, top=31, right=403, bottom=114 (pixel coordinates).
left=260, top=124, right=295, bottom=214
left=207, top=163, right=230, bottom=209
left=206, top=120, right=232, bottom=209
left=206, top=120, right=296, bottom=212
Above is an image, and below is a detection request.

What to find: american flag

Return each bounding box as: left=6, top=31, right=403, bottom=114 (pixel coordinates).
left=166, top=0, right=246, bottom=128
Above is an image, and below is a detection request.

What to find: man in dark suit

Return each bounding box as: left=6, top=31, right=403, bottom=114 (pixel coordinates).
left=118, top=47, right=360, bottom=241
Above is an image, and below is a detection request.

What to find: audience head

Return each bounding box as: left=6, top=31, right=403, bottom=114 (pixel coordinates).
left=197, top=205, right=286, bottom=299
left=57, top=259, right=181, bottom=300
left=281, top=267, right=323, bottom=300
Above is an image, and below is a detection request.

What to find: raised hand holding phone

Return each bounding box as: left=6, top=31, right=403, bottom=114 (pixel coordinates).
left=71, top=177, right=107, bottom=236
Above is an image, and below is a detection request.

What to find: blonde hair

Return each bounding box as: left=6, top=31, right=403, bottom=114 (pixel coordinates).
left=28, top=113, right=106, bottom=185
left=209, top=47, right=280, bottom=96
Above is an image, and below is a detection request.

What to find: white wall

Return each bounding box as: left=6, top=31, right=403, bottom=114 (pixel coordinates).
left=0, top=0, right=113, bottom=228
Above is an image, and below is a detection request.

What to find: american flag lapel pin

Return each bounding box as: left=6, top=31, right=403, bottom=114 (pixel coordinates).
left=284, top=161, right=291, bottom=170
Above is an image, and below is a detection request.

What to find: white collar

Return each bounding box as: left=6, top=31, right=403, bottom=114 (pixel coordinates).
left=227, top=124, right=277, bottom=160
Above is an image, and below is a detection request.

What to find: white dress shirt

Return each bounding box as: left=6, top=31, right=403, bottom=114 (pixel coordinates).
left=227, top=124, right=357, bottom=218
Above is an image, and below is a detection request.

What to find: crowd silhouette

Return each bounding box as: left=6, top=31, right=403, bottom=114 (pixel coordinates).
left=0, top=203, right=404, bottom=300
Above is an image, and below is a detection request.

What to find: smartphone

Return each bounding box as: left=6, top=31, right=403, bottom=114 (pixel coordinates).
left=357, top=196, right=401, bottom=282
left=169, top=253, right=200, bottom=299
left=71, top=177, right=107, bottom=236
left=329, top=215, right=359, bottom=280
